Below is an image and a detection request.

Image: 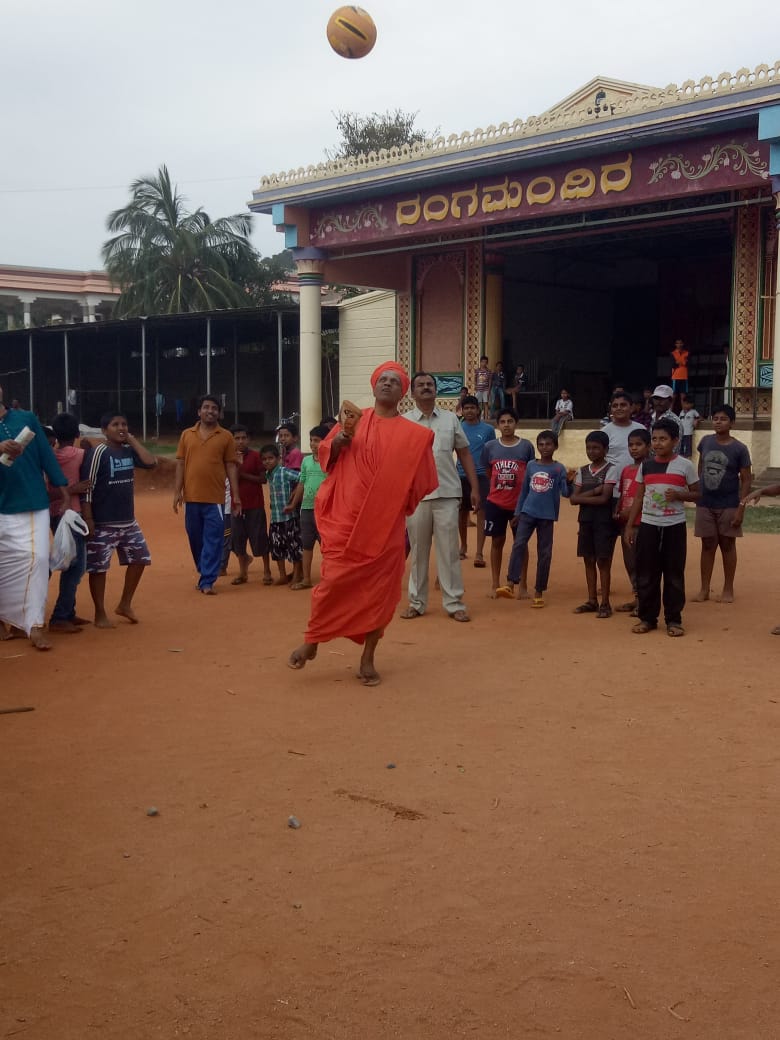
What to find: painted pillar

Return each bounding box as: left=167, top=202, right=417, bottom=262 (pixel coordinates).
left=483, top=251, right=504, bottom=368
left=294, top=249, right=327, bottom=438
left=769, top=191, right=780, bottom=466
left=730, top=198, right=762, bottom=415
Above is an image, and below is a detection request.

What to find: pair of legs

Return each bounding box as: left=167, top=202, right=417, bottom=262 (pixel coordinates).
left=487, top=506, right=528, bottom=598
left=575, top=556, right=614, bottom=617
left=405, top=498, right=468, bottom=619
left=89, top=564, right=146, bottom=628
left=694, top=507, right=742, bottom=603
left=294, top=508, right=320, bottom=590
left=86, top=521, right=151, bottom=626
left=634, top=521, right=686, bottom=635
left=696, top=535, right=737, bottom=603
left=0, top=509, right=55, bottom=650
left=49, top=529, right=88, bottom=633
left=231, top=507, right=273, bottom=586
left=269, top=518, right=303, bottom=586
left=551, top=414, right=571, bottom=436
left=617, top=532, right=638, bottom=612
left=185, top=502, right=225, bottom=592
left=506, top=515, right=553, bottom=604
left=458, top=477, right=487, bottom=564
left=289, top=627, right=383, bottom=686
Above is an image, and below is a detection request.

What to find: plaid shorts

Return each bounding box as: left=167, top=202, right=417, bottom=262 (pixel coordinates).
left=86, top=521, right=151, bottom=573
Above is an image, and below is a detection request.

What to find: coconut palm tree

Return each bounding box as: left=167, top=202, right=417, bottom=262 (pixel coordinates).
left=103, top=165, right=260, bottom=316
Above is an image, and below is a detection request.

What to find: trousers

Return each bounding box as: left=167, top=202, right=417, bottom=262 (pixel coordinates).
left=635, top=521, right=687, bottom=626
left=406, top=497, right=465, bottom=615
left=507, top=515, right=554, bottom=591
left=185, top=502, right=225, bottom=590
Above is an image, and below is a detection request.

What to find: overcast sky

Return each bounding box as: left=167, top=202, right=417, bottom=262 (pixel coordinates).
left=0, top=0, right=773, bottom=271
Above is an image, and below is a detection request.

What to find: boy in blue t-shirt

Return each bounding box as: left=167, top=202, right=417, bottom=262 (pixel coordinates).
left=80, top=412, right=157, bottom=627
left=456, top=395, right=494, bottom=566
left=502, top=430, right=572, bottom=607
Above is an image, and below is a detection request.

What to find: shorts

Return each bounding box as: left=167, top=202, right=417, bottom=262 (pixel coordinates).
left=483, top=499, right=514, bottom=539
left=300, top=508, right=320, bottom=551
left=475, top=389, right=490, bottom=404
left=87, top=521, right=151, bottom=573
left=459, top=474, right=490, bottom=512
left=231, top=507, right=268, bottom=557
left=577, top=517, right=618, bottom=559
left=269, top=517, right=302, bottom=563
left=672, top=378, right=688, bottom=393
left=694, top=506, right=743, bottom=539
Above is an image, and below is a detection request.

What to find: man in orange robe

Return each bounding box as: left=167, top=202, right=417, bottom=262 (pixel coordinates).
left=288, top=362, right=438, bottom=685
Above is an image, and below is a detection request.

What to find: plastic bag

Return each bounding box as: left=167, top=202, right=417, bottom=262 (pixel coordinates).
left=49, top=509, right=89, bottom=571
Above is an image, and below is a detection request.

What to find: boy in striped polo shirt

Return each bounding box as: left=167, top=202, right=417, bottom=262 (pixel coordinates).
left=623, top=418, right=700, bottom=637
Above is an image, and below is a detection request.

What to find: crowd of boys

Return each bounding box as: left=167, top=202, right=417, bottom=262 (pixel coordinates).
left=2, top=372, right=775, bottom=650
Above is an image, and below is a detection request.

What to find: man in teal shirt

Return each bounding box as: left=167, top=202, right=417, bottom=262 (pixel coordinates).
left=0, top=390, right=68, bottom=650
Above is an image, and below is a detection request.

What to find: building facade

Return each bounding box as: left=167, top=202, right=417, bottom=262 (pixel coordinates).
left=250, top=61, right=780, bottom=470
left=0, top=265, right=119, bottom=330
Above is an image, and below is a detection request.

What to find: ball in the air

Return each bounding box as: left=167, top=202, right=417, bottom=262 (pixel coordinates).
left=327, top=6, right=377, bottom=59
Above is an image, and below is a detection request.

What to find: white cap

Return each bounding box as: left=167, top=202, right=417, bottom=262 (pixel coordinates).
left=652, top=384, right=674, bottom=399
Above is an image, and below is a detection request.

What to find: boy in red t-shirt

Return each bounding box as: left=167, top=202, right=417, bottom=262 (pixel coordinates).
left=480, top=408, right=535, bottom=598
left=230, top=425, right=272, bottom=586
left=614, top=427, right=651, bottom=616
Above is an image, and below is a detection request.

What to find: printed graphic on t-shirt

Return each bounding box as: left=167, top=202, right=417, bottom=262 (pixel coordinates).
left=529, top=470, right=554, bottom=495
left=493, top=459, right=519, bottom=492
left=701, top=449, right=729, bottom=492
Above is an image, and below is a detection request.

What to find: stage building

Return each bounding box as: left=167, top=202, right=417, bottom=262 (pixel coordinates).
left=250, top=61, right=780, bottom=473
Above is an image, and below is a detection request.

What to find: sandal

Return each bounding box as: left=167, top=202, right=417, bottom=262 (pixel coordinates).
left=667, top=624, right=685, bottom=637
left=632, top=621, right=654, bottom=634
left=573, top=601, right=598, bottom=614
left=262, top=575, right=274, bottom=586
left=450, top=609, right=471, bottom=622
left=231, top=575, right=248, bottom=585
left=531, top=597, right=545, bottom=608
left=400, top=607, right=423, bottom=619
left=473, top=557, right=486, bottom=569
left=459, top=550, right=467, bottom=560
left=495, top=586, right=514, bottom=599
left=615, top=601, right=636, bottom=612
left=597, top=604, right=612, bottom=618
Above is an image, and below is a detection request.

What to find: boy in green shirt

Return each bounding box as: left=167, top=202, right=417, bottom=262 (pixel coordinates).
left=285, top=425, right=328, bottom=590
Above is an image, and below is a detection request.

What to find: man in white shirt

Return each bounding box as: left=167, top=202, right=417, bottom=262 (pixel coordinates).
left=402, top=372, right=480, bottom=622
left=602, top=392, right=646, bottom=476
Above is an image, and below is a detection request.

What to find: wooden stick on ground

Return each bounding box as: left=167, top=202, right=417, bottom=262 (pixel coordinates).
left=0, top=706, right=35, bottom=715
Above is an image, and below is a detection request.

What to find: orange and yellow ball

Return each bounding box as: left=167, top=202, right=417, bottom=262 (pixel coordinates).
left=326, top=6, right=377, bottom=59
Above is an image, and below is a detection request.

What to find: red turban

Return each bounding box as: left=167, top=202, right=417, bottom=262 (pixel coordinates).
left=370, top=361, right=410, bottom=396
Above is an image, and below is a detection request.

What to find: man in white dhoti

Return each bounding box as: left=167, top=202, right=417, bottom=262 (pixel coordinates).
left=0, top=387, right=68, bottom=650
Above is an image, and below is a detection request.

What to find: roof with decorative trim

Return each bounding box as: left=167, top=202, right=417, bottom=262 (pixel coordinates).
left=250, top=61, right=780, bottom=213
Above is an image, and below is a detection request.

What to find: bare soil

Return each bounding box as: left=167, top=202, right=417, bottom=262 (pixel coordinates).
left=2, top=491, right=779, bottom=1039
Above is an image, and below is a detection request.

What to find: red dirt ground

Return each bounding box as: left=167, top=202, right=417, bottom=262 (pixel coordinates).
left=2, top=489, right=779, bottom=1040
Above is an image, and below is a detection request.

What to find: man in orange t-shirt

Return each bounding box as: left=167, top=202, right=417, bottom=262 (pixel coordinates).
left=288, top=362, right=437, bottom=686
left=173, top=395, right=240, bottom=595
left=671, top=338, right=690, bottom=396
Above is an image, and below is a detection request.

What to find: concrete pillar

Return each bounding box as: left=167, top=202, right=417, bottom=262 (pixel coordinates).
left=483, top=252, right=504, bottom=368
left=294, top=249, right=327, bottom=438
left=769, top=190, right=780, bottom=467
left=18, top=293, right=36, bottom=329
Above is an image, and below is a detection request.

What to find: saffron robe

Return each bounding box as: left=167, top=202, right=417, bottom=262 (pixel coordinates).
left=305, top=410, right=437, bottom=644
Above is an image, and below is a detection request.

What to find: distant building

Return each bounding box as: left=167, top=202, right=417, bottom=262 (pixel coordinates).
left=0, top=265, right=120, bottom=329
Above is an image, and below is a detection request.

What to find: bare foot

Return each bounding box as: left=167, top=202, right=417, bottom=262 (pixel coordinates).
left=517, top=586, right=530, bottom=600
left=288, top=643, right=318, bottom=670
left=693, top=589, right=710, bottom=602
left=72, top=615, right=91, bottom=626
left=48, top=620, right=83, bottom=634
left=0, top=626, right=24, bottom=641
left=115, top=604, right=139, bottom=623
left=358, top=665, right=381, bottom=687
left=94, top=613, right=116, bottom=629
left=717, top=590, right=734, bottom=603
left=201, top=587, right=217, bottom=596
left=487, top=590, right=498, bottom=599
left=30, top=627, right=53, bottom=651
left=273, top=578, right=288, bottom=587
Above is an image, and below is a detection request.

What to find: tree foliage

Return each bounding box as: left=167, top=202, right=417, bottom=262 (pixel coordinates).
left=103, top=166, right=262, bottom=317
left=326, top=109, right=436, bottom=160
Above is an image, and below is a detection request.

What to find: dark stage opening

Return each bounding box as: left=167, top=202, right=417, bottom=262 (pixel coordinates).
left=499, top=216, right=733, bottom=418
